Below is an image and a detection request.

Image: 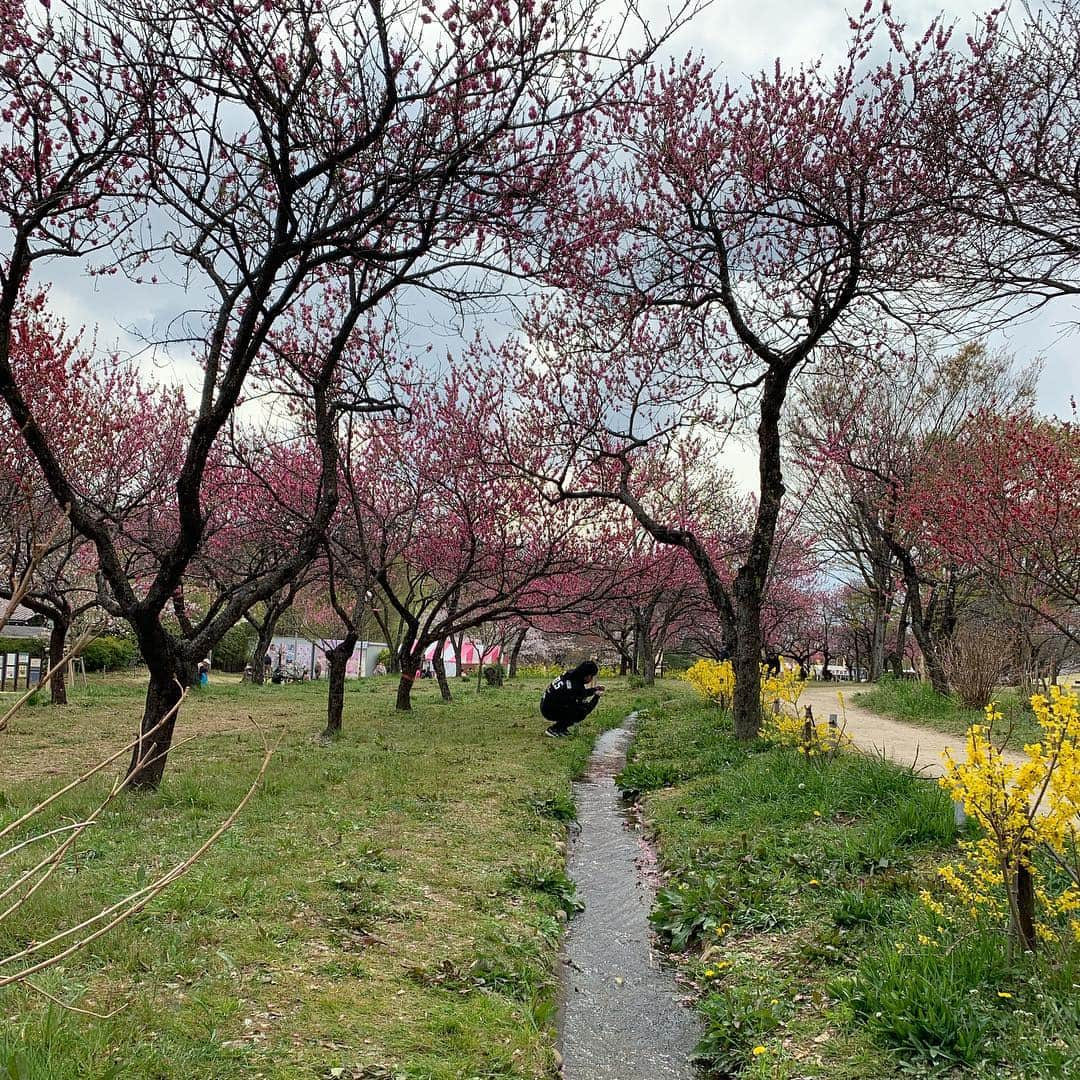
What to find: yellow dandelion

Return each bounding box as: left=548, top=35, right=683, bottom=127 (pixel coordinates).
left=752, top=1045, right=767, bottom=1056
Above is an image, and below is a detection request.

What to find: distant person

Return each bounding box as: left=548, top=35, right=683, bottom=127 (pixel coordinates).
left=373, top=661, right=387, bottom=676
left=263, top=652, right=273, bottom=677
left=313, top=659, right=322, bottom=680
left=540, top=661, right=603, bottom=738
left=198, top=658, right=210, bottom=686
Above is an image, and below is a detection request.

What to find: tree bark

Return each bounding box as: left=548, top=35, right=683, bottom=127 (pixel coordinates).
left=868, top=585, right=889, bottom=682
left=47, top=618, right=69, bottom=705
left=634, top=612, right=655, bottom=685
left=728, top=367, right=792, bottom=739
left=396, top=650, right=420, bottom=711
left=732, top=582, right=763, bottom=739
left=432, top=639, right=452, bottom=701
left=127, top=650, right=190, bottom=789
left=507, top=629, right=526, bottom=679
left=250, top=622, right=277, bottom=685
left=322, top=633, right=357, bottom=738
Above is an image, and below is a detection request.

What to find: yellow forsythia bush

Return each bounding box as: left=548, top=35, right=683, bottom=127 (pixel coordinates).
left=927, top=686, right=1080, bottom=946
left=684, top=658, right=848, bottom=754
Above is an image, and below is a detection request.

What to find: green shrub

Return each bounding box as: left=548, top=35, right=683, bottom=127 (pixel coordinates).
left=211, top=623, right=256, bottom=672
left=0, top=635, right=46, bottom=658
left=81, top=635, right=138, bottom=672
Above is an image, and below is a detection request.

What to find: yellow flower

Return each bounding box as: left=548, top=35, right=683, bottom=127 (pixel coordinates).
left=704, top=969, right=715, bottom=978
left=808, top=879, right=821, bottom=886
left=812, top=810, right=822, bottom=818
left=997, top=991, right=1013, bottom=999
left=752, top=1045, right=767, bottom=1056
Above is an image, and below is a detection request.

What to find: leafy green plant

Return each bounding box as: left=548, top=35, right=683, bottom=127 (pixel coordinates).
left=693, top=986, right=785, bottom=1074
left=835, top=929, right=1008, bottom=1067
left=507, top=866, right=584, bottom=916
left=615, top=759, right=682, bottom=797
left=650, top=870, right=736, bottom=950
left=80, top=635, right=138, bottom=672
left=527, top=790, right=576, bottom=822
left=831, top=887, right=892, bottom=928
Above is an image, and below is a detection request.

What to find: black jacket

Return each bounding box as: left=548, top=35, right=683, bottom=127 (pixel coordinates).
left=541, top=671, right=596, bottom=714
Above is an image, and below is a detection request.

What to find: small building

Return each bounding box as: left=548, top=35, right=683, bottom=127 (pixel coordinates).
left=266, top=635, right=387, bottom=679
left=2, top=604, right=50, bottom=641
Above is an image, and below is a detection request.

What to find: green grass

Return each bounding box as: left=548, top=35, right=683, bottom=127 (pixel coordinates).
left=622, top=699, right=1080, bottom=1078
left=0, top=672, right=670, bottom=1079
left=856, top=676, right=1042, bottom=747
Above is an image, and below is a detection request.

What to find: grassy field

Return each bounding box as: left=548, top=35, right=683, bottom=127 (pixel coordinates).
left=0, top=671, right=672, bottom=1080
left=620, top=698, right=1080, bottom=1078
left=855, top=676, right=1042, bottom=746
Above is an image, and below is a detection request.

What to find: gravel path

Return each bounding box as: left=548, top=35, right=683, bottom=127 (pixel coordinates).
left=797, top=684, right=1028, bottom=778
left=558, top=717, right=701, bottom=1079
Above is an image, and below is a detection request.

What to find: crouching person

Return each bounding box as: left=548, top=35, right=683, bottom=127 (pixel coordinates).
left=540, top=661, right=603, bottom=738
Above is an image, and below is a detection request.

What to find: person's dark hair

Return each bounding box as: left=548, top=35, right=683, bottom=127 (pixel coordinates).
left=566, top=660, right=598, bottom=681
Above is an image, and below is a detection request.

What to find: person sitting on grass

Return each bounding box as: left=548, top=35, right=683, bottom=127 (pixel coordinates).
left=540, top=661, right=604, bottom=738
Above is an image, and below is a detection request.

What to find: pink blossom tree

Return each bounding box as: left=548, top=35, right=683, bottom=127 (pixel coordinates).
left=0, top=0, right=685, bottom=784
left=497, top=8, right=957, bottom=737
left=902, top=409, right=1080, bottom=677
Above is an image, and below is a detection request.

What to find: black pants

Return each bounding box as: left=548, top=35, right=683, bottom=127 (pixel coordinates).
left=541, top=694, right=598, bottom=733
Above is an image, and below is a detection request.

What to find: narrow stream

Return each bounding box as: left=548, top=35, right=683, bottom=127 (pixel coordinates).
left=557, top=715, right=701, bottom=1079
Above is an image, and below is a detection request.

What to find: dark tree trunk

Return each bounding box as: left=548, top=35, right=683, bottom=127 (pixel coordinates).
left=869, top=588, right=888, bottom=682
left=432, top=639, right=452, bottom=701
left=396, top=650, right=420, bottom=711
left=732, top=584, right=764, bottom=740
left=323, top=633, right=357, bottom=738
left=47, top=618, right=69, bottom=705
left=728, top=367, right=791, bottom=740
left=634, top=613, right=655, bottom=685
left=251, top=622, right=277, bottom=686
left=508, top=629, right=526, bottom=679
left=619, top=627, right=629, bottom=676
left=127, top=651, right=191, bottom=789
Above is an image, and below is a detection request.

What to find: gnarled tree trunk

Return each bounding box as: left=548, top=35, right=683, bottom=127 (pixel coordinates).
left=396, top=650, right=420, bottom=711
left=507, top=628, right=527, bottom=679
left=127, top=642, right=192, bottom=789
left=323, top=632, right=357, bottom=738
left=432, top=638, right=452, bottom=701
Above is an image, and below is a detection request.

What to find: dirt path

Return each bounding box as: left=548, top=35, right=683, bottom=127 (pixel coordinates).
left=797, top=684, right=1028, bottom=778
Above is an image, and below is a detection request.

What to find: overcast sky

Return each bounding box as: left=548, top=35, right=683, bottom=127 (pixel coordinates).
left=42, top=0, right=1077, bottom=442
